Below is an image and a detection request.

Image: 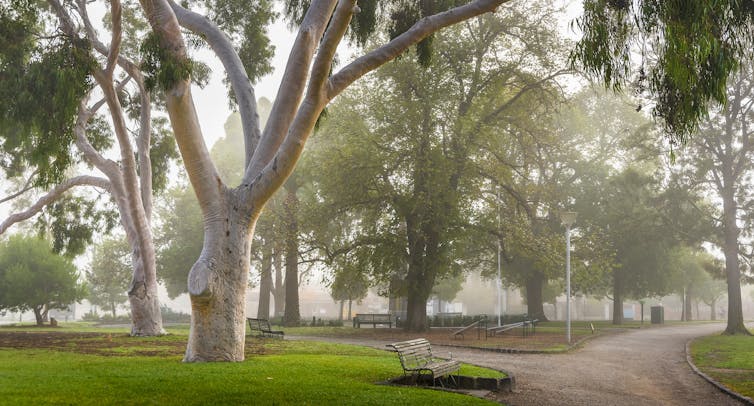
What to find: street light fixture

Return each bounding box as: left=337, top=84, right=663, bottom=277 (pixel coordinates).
left=560, top=211, right=577, bottom=344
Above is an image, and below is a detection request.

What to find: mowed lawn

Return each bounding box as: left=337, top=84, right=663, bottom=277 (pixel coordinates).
left=690, top=334, right=754, bottom=400
left=0, top=325, right=503, bottom=405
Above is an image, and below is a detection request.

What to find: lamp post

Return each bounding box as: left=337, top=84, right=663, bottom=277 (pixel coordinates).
left=560, top=211, right=577, bottom=344
left=496, top=188, right=502, bottom=327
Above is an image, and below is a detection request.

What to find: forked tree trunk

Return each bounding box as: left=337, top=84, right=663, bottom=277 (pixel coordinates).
left=125, top=231, right=165, bottom=336
left=33, top=306, right=45, bottom=326
left=184, top=195, right=255, bottom=362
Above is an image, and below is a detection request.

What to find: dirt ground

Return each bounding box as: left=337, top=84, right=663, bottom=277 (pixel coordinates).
left=0, top=330, right=267, bottom=357
left=308, top=325, right=593, bottom=352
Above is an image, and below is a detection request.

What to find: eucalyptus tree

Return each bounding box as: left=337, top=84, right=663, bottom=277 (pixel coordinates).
left=132, top=0, right=510, bottom=358
left=475, top=89, right=648, bottom=320
left=668, top=63, right=754, bottom=334
left=309, top=4, right=568, bottom=331
left=0, top=235, right=86, bottom=326
left=0, top=0, right=187, bottom=335
left=572, top=0, right=754, bottom=333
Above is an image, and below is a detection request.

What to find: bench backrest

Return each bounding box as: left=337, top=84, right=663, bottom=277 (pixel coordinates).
left=355, top=313, right=391, bottom=322
left=389, top=338, right=433, bottom=370
left=248, top=318, right=272, bottom=331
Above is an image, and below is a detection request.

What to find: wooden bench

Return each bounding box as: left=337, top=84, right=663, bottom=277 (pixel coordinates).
left=388, top=338, right=460, bottom=387
left=247, top=318, right=284, bottom=339
left=353, top=313, right=392, bottom=328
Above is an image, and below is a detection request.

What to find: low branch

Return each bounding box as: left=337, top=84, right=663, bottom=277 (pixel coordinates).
left=0, top=170, right=38, bottom=204
left=328, top=0, right=511, bottom=99
left=0, top=176, right=112, bottom=235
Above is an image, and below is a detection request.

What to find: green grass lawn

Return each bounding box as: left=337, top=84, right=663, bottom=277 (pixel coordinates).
left=690, top=334, right=754, bottom=400
left=0, top=326, right=504, bottom=405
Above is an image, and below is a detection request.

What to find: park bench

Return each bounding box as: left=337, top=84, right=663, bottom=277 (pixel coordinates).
left=353, top=313, right=392, bottom=328
left=388, top=338, right=460, bottom=387
left=246, top=318, right=284, bottom=339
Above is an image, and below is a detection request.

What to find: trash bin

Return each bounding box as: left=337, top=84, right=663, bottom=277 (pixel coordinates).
left=650, top=306, right=664, bottom=324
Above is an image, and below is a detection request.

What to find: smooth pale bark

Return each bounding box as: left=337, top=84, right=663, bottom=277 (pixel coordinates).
left=136, top=0, right=511, bottom=361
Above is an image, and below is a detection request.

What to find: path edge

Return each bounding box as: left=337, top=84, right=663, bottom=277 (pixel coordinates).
left=685, top=338, right=754, bottom=405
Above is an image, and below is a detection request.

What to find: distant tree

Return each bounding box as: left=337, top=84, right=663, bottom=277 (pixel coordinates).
left=329, top=257, right=369, bottom=321
left=572, top=0, right=753, bottom=335
left=310, top=5, right=568, bottom=331
left=0, top=235, right=86, bottom=325
left=87, top=237, right=132, bottom=318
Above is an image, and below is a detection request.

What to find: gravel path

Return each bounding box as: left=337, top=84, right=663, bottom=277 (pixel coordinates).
left=293, top=322, right=745, bottom=405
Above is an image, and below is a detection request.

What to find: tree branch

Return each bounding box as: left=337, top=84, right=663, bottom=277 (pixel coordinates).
left=245, top=0, right=338, bottom=181
left=168, top=0, right=262, bottom=171
left=328, top=0, right=511, bottom=98
left=0, top=170, right=38, bottom=204
left=0, top=176, right=112, bottom=235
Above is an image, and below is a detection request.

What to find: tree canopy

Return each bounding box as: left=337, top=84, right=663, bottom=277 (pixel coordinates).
left=0, top=235, right=86, bottom=325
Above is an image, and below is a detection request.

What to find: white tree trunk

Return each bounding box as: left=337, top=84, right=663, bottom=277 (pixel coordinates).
left=184, top=192, right=255, bottom=362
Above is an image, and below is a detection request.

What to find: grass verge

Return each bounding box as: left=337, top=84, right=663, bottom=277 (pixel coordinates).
left=690, top=334, right=754, bottom=400
left=0, top=330, right=503, bottom=405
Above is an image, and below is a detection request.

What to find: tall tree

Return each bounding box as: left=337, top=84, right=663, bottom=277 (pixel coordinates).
left=309, top=5, right=567, bottom=331
left=0, top=235, right=86, bottom=325
left=0, top=0, right=185, bottom=335
left=669, top=64, right=754, bottom=334
left=133, top=0, right=511, bottom=359
left=572, top=0, right=754, bottom=334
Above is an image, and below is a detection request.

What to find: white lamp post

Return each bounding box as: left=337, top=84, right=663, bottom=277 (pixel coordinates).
left=496, top=188, right=502, bottom=327
left=560, top=211, right=577, bottom=344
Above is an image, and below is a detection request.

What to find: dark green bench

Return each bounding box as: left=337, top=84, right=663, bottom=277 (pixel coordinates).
left=247, top=318, right=284, bottom=339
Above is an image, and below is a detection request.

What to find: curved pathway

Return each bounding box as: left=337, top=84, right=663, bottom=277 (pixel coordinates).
left=294, top=322, right=745, bottom=405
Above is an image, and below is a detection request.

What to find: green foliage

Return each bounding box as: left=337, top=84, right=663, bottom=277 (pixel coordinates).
left=0, top=235, right=86, bottom=318
left=329, top=260, right=369, bottom=303
left=209, top=0, right=275, bottom=82
left=148, top=117, right=181, bottom=194
left=0, top=1, right=97, bottom=186
left=139, top=32, right=194, bottom=92
left=156, top=186, right=203, bottom=299
left=571, top=0, right=753, bottom=141
left=284, top=0, right=467, bottom=66
left=34, top=195, right=119, bottom=258
left=86, top=237, right=132, bottom=317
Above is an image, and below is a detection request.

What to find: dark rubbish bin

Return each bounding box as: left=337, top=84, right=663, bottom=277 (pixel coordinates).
left=650, top=306, right=664, bottom=324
